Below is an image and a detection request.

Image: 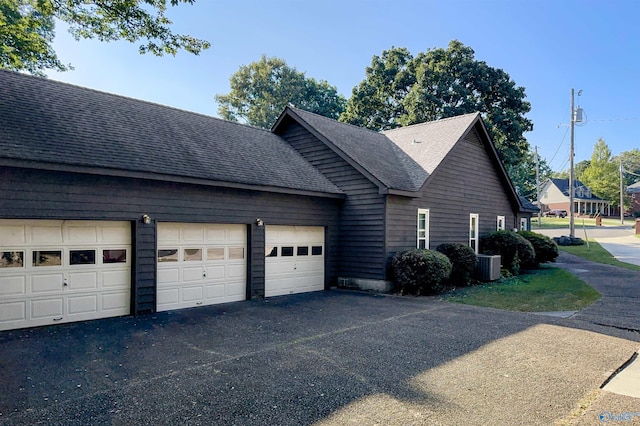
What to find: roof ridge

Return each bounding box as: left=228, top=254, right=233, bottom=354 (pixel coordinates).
left=382, top=112, right=480, bottom=134
left=1, top=69, right=274, bottom=136
left=287, top=106, right=388, bottom=136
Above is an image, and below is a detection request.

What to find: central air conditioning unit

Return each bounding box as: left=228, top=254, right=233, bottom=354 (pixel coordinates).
left=476, top=254, right=501, bottom=281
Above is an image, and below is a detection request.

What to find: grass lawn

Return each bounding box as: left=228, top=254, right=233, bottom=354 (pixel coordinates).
left=531, top=216, right=631, bottom=229
left=444, top=266, right=600, bottom=312
left=559, top=240, right=640, bottom=271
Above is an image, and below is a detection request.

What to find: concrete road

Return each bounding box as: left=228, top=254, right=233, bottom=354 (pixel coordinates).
left=533, top=224, right=640, bottom=266
left=1, top=291, right=639, bottom=426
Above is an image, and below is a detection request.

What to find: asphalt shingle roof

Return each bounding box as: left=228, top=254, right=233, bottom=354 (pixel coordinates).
left=285, top=107, right=427, bottom=191
left=0, top=70, right=343, bottom=196
left=382, top=112, right=480, bottom=179
left=550, top=178, right=604, bottom=200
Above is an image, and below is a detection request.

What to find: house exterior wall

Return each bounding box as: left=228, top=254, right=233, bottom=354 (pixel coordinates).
left=276, top=120, right=387, bottom=280
left=540, top=182, right=568, bottom=205
left=0, top=166, right=341, bottom=313
left=385, top=126, right=517, bottom=273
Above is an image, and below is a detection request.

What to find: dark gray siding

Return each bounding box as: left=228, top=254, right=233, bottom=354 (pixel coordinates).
left=0, top=166, right=340, bottom=313
left=386, top=125, right=518, bottom=268
left=277, top=121, right=387, bottom=280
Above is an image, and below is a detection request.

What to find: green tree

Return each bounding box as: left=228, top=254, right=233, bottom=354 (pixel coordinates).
left=616, top=148, right=640, bottom=186
left=216, top=55, right=346, bottom=129
left=580, top=139, right=620, bottom=206
left=340, top=40, right=533, bottom=167
left=508, top=149, right=552, bottom=200
left=574, top=160, right=591, bottom=181
left=1, top=0, right=209, bottom=76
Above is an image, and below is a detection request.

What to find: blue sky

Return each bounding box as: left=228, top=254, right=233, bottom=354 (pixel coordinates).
left=47, top=0, right=639, bottom=171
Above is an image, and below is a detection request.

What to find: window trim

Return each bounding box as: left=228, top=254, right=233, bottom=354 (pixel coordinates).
left=496, top=215, right=506, bottom=231
left=469, top=213, right=479, bottom=254
left=417, top=208, right=430, bottom=249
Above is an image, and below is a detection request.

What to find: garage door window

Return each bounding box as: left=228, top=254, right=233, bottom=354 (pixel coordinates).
left=266, top=246, right=278, bottom=257
left=312, top=246, right=322, bottom=256
left=184, top=248, right=202, bottom=261
left=281, top=246, right=294, bottom=257
left=207, top=248, right=225, bottom=260
left=229, top=247, right=245, bottom=260
left=158, top=249, right=178, bottom=262
left=1, top=251, right=24, bottom=268
left=103, top=249, right=127, bottom=264
left=33, top=250, right=62, bottom=267
left=297, top=246, right=309, bottom=256
left=70, top=250, right=96, bottom=265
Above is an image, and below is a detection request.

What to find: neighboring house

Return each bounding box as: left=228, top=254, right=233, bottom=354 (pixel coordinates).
left=0, top=70, right=530, bottom=331
left=628, top=181, right=640, bottom=215
left=539, top=178, right=610, bottom=216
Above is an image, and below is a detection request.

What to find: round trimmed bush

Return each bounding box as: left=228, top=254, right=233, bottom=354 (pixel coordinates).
left=480, top=230, right=535, bottom=275
left=391, top=249, right=452, bottom=295
left=518, top=230, right=559, bottom=265
left=435, top=243, right=477, bottom=286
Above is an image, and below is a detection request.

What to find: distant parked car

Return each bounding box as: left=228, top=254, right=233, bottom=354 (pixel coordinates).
left=544, top=209, right=567, bottom=218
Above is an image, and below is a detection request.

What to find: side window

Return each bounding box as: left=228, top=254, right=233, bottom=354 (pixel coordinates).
left=496, top=216, right=505, bottom=231
left=469, top=214, right=479, bottom=254
left=417, top=209, right=429, bottom=249
left=520, top=217, right=528, bottom=231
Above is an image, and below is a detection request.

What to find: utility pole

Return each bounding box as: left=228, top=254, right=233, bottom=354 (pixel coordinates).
left=569, top=89, right=575, bottom=238
left=620, top=158, right=625, bottom=225
left=535, top=146, right=541, bottom=227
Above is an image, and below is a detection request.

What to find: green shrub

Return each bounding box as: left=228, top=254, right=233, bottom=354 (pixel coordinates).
left=518, top=230, right=559, bottom=265
left=435, top=243, right=477, bottom=286
left=391, top=249, right=452, bottom=295
left=480, top=230, right=536, bottom=275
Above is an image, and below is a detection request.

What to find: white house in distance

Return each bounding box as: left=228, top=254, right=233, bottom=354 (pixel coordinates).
left=539, top=178, right=611, bottom=216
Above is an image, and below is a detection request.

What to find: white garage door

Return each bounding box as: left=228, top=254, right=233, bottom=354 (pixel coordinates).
left=265, top=226, right=324, bottom=297
left=156, top=223, right=246, bottom=312
left=0, top=220, right=131, bottom=331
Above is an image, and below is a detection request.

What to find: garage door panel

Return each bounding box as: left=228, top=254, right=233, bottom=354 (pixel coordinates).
left=206, top=265, right=225, bottom=280
left=157, top=223, right=247, bottom=312
left=103, top=270, right=130, bottom=288
left=102, top=292, right=129, bottom=311
left=0, top=220, right=131, bottom=331
left=31, top=274, right=64, bottom=293
left=157, top=288, right=179, bottom=306
left=157, top=268, right=179, bottom=285
left=68, top=272, right=98, bottom=291
left=31, top=298, right=64, bottom=319
left=0, top=301, right=26, bottom=322
left=182, top=225, right=205, bottom=242
left=30, top=226, right=63, bottom=244
left=67, top=226, right=98, bottom=244
left=100, top=226, right=130, bottom=243
left=182, top=286, right=203, bottom=302
left=183, top=266, right=204, bottom=282
left=0, top=225, right=26, bottom=244
left=226, top=264, right=245, bottom=279
left=204, top=284, right=225, bottom=300
left=0, top=276, right=26, bottom=296
left=205, top=227, right=226, bottom=243
left=68, top=294, right=98, bottom=315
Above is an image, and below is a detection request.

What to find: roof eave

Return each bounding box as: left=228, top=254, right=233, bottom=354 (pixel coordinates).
left=0, top=159, right=346, bottom=200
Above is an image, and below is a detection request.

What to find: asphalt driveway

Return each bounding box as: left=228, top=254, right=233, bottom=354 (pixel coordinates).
left=1, top=290, right=639, bottom=425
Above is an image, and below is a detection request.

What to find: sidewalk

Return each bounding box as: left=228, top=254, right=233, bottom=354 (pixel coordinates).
left=596, top=235, right=640, bottom=266
left=554, top=251, right=640, bottom=405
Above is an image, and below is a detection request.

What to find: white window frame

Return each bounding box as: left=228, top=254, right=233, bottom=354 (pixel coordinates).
left=469, top=213, right=479, bottom=254
left=496, top=215, right=506, bottom=231
left=417, top=209, right=430, bottom=249
left=520, top=217, right=528, bottom=231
